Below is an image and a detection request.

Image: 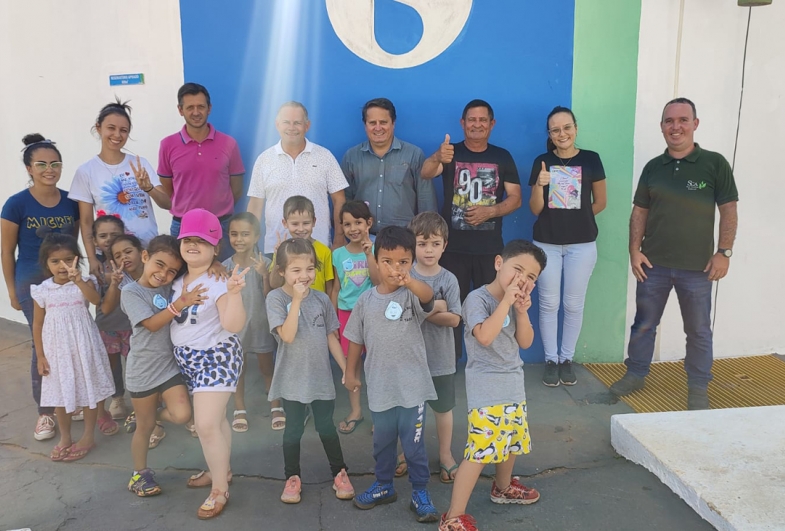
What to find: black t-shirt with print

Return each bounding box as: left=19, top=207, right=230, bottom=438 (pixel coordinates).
left=528, top=149, right=606, bottom=245
left=439, top=142, right=520, bottom=255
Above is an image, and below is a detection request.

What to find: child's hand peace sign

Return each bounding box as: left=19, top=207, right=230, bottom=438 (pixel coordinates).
left=383, top=261, right=409, bottom=287
left=513, top=279, right=534, bottom=313
left=226, top=264, right=250, bottom=295
left=130, top=155, right=153, bottom=192
left=108, top=260, right=124, bottom=286
left=250, top=253, right=270, bottom=278
left=503, top=272, right=523, bottom=306
left=180, top=283, right=209, bottom=307
left=65, top=257, right=82, bottom=283
left=361, top=227, right=373, bottom=256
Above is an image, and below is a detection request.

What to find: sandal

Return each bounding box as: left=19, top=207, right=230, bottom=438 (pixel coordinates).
left=440, top=463, right=459, bottom=484
left=71, top=408, right=84, bottom=422
left=97, top=411, right=119, bottom=436
left=50, top=443, right=71, bottom=461
left=271, top=407, right=286, bottom=431
left=338, top=417, right=364, bottom=435
left=186, top=423, right=199, bottom=438
left=395, top=457, right=408, bottom=478
left=197, top=488, right=229, bottom=519
left=149, top=423, right=166, bottom=449
left=62, top=443, right=95, bottom=462
left=187, top=470, right=233, bottom=489
left=232, top=410, right=248, bottom=433
left=124, top=412, right=136, bottom=433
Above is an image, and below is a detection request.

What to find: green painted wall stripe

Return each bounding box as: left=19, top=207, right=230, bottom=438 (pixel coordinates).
left=572, top=0, right=641, bottom=363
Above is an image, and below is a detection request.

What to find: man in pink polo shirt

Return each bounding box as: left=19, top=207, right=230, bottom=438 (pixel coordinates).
left=158, top=83, right=244, bottom=259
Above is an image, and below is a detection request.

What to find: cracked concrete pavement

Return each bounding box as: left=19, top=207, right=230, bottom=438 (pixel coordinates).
left=0, top=317, right=714, bottom=531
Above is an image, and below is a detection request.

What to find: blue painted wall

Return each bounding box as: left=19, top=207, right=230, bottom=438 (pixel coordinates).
left=179, top=0, right=575, bottom=361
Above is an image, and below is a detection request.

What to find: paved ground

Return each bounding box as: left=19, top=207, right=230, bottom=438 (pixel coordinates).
left=0, top=317, right=714, bottom=531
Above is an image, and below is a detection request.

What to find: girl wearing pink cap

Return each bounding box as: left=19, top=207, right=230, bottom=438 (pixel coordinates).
left=169, top=208, right=249, bottom=519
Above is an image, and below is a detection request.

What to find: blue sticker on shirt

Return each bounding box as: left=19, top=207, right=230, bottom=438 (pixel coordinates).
left=385, top=301, right=403, bottom=321
left=286, top=302, right=301, bottom=317
left=503, top=314, right=511, bottom=328
left=153, top=294, right=167, bottom=309
left=342, top=258, right=354, bottom=272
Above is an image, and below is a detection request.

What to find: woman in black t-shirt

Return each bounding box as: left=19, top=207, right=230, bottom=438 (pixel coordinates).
left=528, top=106, right=607, bottom=387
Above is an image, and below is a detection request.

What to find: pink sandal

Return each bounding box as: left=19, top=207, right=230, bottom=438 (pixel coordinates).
left=97, top=411, right=119, bottom=436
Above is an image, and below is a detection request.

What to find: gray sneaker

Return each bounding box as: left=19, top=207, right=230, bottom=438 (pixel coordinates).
left=687, top=387, right=710, bottom=410
left=609, top=372, right=645, bottom=396
left=542, top=361, right=560, bottom=387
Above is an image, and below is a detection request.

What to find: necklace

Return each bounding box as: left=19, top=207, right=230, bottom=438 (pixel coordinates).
left=556, top=148, right=579, bottom=167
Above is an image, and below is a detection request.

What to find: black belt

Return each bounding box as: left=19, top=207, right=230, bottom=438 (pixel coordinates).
left=173, top=213, right=233, bottom=223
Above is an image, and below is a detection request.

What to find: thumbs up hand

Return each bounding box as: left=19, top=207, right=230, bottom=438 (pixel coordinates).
left=537, top=161, right=551, bottom=187
left=438, top=134, right=454, bottom=164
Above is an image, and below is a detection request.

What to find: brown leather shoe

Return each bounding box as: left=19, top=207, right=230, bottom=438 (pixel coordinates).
left=197, top=489, right=229, bottom=519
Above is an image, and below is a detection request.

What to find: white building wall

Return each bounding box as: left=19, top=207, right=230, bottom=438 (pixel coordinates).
left=630, top=0, right=785, bottom=360
left=0, top=0, right=184, bottom=323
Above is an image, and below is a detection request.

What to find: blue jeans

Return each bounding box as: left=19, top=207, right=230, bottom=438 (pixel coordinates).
left=626, top=264, right=714, bottom=389
left=371, top=404, right=429, bottom=490
left=534, top=241, right=597, bottom=363
left=16, top=277, right=55, bottom=416
left=170, top=216, right=233, bottom=262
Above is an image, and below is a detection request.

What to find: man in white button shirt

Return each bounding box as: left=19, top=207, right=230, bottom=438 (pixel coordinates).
left=247, top=102, right=349, bottom=253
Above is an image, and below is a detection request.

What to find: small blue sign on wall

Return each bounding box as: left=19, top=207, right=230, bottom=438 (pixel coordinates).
left=109, top=73, right=145, bottom=86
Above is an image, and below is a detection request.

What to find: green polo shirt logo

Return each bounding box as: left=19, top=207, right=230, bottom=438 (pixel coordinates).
left=686, top=180, right=707, bottom=191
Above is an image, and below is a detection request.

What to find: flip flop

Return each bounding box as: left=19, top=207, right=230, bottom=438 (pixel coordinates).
left=149, top=423, right=166, bottom=449
left=440, top=463, right=459, bottom=484
left=61, top=443, right=95, bottom=462
left=232, top=410, right=248, bottom=433
left=50, top=444, right=71, bottom=461
left=395, top=457, right=408, bottom=478
left=338, top=417, right=364, bottom=435
left=271, top=407, right=286, bottom=431
left=187, top=470, right=233, bottom=488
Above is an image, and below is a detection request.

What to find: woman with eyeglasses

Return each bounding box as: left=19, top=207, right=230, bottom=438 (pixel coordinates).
left=528, top=106, right=607, bottom=388
left=1, top=134, right=81, bottom=442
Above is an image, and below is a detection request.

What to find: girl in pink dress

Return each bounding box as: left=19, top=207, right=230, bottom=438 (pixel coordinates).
left=32, top=233, right=115, bottom=462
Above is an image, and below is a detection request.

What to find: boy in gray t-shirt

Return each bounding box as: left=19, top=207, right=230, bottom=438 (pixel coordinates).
left=439, top=240, right=547, bottom=531
left=343, top=226, right=439, bottom=523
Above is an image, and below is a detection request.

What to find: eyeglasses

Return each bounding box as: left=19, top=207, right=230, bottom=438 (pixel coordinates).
left=548, top=123, right=575, bottom=136
left=32, top=161, right=63, bottom=170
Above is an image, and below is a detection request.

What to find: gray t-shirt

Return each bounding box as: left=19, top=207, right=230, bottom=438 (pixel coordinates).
left=462, top=286, right=526, bottom=410
left=120, top=281, right=181, bottom=393
left=411, top=267, right=461, bottom=377
left=343, top=286, right=437, bottom=412
left=266, top=288, right=340, bottom=403
left=95, top=264, right=133, bottom=332
left=223, top=257, right=276, bottom=354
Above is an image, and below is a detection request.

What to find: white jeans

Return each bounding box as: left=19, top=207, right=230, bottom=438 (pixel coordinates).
left=533, top=241, right=598, bottom=363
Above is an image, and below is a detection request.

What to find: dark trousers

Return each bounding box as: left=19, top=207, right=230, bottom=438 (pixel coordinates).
left=17, top=279, right=54, bottom=416
left=371, top=404, right=429, bottom=491
left=282, top=399, right=346, bottom=479
left=626, top=264, right=714, bottom=389
left=440, top=251, right=497, bottom=359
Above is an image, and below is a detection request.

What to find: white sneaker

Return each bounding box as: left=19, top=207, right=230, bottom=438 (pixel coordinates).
left=109, top=397, right=127, bottom=420
left=34, top=414, right=56, bottom=441
left=71, top=408, right=84, bottom=421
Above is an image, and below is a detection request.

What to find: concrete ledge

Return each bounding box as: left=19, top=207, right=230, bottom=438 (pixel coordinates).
left=611, top=406, right=785, bottom=531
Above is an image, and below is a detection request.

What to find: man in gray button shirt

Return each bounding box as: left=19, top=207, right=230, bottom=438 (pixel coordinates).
left=340, top=98, right=437, bottom=235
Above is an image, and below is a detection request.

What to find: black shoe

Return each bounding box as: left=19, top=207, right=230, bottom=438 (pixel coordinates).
left=542, top=361, right=560, bottom=387
left=559, top=360, right=577, bottom=386
left=687, top=387, right=710, bottom=410
left=609, top=372, right=646, bottom=396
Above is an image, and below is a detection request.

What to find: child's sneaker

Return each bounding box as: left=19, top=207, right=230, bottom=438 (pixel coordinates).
left=34, top=414, right=56, bottom=441
left=128, top=468, right=162, bottom=497
left=109, top=397, right=127, bottom=419
left=490, top=477, right=540, bottom=505
left=281, top=475, right=301, bottom=504
left=124, top=412, right=136, bottom=433
left=439, top=513, right=479, bottom=531
left=410, top=489, right=439, bottom=522
left=333, top=469, right=355, bottom=500
left=353, top=481, right=397, bottom=509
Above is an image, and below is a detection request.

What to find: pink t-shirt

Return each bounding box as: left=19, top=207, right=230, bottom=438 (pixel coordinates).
left=157, top=124, right=244, bottom=217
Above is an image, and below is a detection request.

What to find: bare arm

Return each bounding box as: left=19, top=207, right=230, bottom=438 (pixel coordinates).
left=629, top=205, right=653, bottom=282
left=422, top=135, right=452, bottom=179
left=1, top=220, right=20, bottom=310
left=276, top=297, right=301, bottom=343
left=514, top=307, right=534, bottom=349
left=592, top=180, right=607, bottom=215
left=426, top=311, right=461, bottom=328
left=717, top=201, right=738, bottom=249
left=343, top=340, right=363, bottom=392
left=405, top=277, right=434, bottom=307
left=158, top=177, right=174, bottom=203
left=529, top=184, right=545, bottom=216
left=101, top=282, right=121, bottom=315
left=216, top=291, right=246, bottom=333
left=327, top=333, right=346, bottom=373
left=230, top=174, right=245, bottom=203
left=74, top=276, right=101, bottom=306
left=33, top=303, right=49, bottom=376
left=469, top=182, right=523, bottom=225
left=330, top=266, right=340, bottom=309
left=330, top=190, right=346, bottom=248
left=148, top=185, right=171, bottom=210
left=77, top=201, right=102, bottom=279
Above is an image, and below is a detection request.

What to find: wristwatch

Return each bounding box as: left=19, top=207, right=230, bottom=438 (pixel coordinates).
left=717, top=248, right=733, bottom=258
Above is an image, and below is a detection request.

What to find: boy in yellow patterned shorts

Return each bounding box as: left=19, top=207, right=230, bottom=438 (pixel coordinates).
left=439, top=240, right=547, bottom=531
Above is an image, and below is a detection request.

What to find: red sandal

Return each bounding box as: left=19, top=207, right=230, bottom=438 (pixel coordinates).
left=97, top=411, right=119, bottom=436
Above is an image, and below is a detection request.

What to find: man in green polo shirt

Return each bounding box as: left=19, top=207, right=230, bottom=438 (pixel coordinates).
left=610, top=98, right=739, bottom=410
